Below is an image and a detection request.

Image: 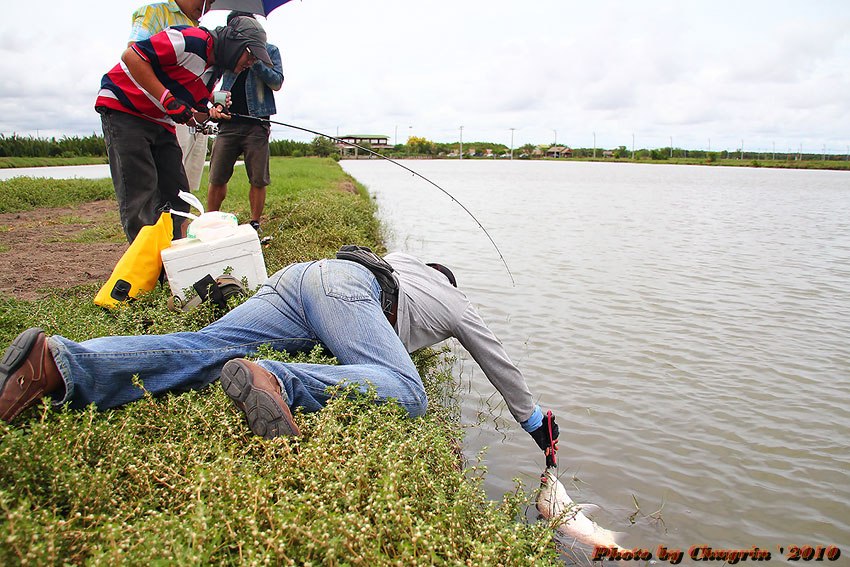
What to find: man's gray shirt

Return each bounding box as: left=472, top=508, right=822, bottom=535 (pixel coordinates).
left=386, top=252, right=535, bottom=424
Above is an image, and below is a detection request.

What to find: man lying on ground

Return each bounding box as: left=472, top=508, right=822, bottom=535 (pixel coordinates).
left=0, top=248, right=559, bottom=464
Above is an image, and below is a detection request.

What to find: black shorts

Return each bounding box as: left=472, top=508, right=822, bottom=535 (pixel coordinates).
left=208, top=121, right=271, bottom=187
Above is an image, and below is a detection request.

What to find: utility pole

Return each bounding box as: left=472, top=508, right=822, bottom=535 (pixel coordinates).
left=593, top=132, right=596, bottom=158
left=631, top=133, right=635, bottom=159
left=740, top=139, right=744, bottom=160
left=670, top=136, right=673, bottom=158
left=509, top=128, right=515, bottom=160
left=459, top=126, right=463, bottom=160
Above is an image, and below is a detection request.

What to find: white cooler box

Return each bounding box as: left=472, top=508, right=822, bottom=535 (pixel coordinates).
left=161, top=224, right=268, bottom=300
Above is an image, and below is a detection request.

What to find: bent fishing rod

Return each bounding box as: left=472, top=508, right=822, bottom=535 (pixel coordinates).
left=214, top=113, right=516, bottom=286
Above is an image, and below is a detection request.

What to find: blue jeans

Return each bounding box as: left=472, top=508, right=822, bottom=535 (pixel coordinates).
left=49, top=260, right=427, bottom=417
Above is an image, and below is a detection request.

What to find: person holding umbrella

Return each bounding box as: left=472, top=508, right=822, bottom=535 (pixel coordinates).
left=96, top=15, right=275, bottom=243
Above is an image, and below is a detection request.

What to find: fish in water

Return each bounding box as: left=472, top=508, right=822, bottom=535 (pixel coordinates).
left=536, top=467, right=625, bottom=550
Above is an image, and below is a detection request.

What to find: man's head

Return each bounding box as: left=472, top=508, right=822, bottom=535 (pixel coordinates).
left=176, top=0, right=215, bottom=22
left=213, top=15, right=273, bottom=72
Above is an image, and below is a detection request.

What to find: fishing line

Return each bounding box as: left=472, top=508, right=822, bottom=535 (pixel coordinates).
left=221, top=113, right=516, bottom=286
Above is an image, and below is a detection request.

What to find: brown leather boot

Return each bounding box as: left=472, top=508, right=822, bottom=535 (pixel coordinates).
left=0, top=328, right=64, bottom=423
left=220, top=358, right=301, bottom=439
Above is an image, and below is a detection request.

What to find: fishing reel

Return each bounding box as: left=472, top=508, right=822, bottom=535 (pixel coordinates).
left=192, top=121, right=218, bottom=136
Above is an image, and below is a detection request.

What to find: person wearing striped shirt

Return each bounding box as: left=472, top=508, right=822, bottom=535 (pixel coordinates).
left=96, top=16, right=273, bottom=243
left=127, top=0, right=216, bottom=194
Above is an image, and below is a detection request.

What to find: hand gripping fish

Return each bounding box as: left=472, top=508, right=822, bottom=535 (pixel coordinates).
left=536, top=467, right=626, bottom=550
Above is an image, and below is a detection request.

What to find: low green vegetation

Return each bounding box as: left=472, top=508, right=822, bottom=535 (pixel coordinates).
left=0, top=156, right=109, bottom=168
left=0, top=157, right=559, bottom=565
left=0, top=177, right=114, bottom=214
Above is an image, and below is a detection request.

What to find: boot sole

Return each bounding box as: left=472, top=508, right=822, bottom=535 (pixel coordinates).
left=220, top=360, right=299, bottom=439
left=0, top=327, right=44, bottom=392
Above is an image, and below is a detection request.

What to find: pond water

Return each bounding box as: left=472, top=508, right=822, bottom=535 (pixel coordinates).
left=0, top=164, right=111, bottom=181
left=341, top=159, right=850, bottom=560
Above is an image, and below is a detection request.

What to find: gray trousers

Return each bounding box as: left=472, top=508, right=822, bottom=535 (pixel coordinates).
left=99, top=109, right=190, bottom=242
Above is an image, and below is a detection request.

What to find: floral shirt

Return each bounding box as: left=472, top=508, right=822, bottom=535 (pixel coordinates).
left=128, top=0, right=196, bottom=44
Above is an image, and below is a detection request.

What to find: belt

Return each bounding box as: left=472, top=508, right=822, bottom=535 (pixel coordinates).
left=334, top=246, right=399, bottom=327
left=386, top=294, right=398, bottom=327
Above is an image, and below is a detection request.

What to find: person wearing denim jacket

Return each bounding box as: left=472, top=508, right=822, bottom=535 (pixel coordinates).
left=206, top=12, right=284, bottom=233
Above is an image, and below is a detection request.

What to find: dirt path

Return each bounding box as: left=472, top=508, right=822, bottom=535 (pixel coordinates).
left=0, top=200, right=126, bottom=300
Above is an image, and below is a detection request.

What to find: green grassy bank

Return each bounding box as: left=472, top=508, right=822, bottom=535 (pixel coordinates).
left=0, top=158, right=558, bottom=565
left=571, top=155, right=850, bottom=170
left=0, top=156, right=109, bottom=169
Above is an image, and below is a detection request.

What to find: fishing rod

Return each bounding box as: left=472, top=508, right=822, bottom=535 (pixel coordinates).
left=217, top=113, right=516, bottom=286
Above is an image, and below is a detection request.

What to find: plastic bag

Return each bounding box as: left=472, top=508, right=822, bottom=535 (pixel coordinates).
left=173, top=190, right=239, bottom=241
left=187, top=211, right=239, bottom=241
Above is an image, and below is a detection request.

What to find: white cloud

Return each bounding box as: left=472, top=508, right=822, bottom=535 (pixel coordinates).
left=1, top=0, right=848, bottom=152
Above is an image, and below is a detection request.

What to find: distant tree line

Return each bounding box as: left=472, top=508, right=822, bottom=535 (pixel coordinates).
left=3, top=133, right=844, bottom=164
left=0, top=134, right=107, bottom=158
left=1, top=133, right=318, bottom=159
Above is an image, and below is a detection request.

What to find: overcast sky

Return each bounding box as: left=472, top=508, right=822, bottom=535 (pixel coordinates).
left=1, top=0, right=848, bottom=153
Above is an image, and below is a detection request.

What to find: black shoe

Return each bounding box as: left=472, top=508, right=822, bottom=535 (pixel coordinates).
left=249, top=220, right=261, bottom=233
left=220, top=359, right=300, bottom=439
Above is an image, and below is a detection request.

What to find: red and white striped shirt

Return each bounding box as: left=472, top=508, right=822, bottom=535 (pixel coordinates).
left=96, top=26, right=216, bottom=133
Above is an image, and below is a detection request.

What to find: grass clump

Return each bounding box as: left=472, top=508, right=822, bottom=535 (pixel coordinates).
left=0, top=157, right=559, bottom=565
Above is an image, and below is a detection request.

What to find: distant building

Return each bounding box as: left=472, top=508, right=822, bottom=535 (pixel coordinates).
left=336, top=134, right=391, bottom=157
left=546, top=146, right=572, bottom=159
left=602, top=149, right=615, bottom=158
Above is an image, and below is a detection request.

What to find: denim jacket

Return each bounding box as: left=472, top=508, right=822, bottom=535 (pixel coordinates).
left=218, top=43, right=283, bottom=118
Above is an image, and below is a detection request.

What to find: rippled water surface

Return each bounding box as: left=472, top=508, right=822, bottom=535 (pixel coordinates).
left=342, top=159, right=850, bottom=558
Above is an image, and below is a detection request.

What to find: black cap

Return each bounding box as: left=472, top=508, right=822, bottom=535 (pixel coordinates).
left=229, top=16, right=273, bottom=66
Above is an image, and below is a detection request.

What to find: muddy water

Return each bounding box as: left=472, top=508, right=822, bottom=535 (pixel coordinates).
left=342, top=159, right=850, bottom=561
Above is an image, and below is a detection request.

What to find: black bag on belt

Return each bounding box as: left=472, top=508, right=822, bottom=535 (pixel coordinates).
left=335, top=245, right=399, bottom=320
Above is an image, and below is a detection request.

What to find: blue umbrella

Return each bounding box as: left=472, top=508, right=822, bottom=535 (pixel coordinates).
left=209, top=0, right=295, bottom=17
